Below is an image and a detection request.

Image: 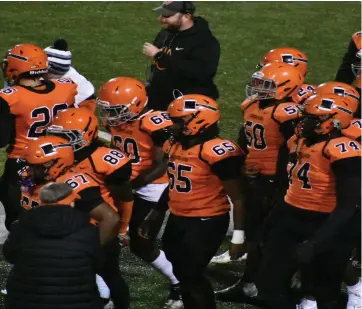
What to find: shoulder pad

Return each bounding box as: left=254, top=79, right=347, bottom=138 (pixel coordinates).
left=91, top=147, right=130, bottom=175
left=0, top=87, right=19, bottom=106
left=141, top=111, right=173, bottom=133
left=325, top=136, right=361, bottom=163
left=273, top=103, right=302, bottom=123
left=201, top=138, right=244, bottom=165
left=342, top=118, right=362, bottom=140
left=294, top=83, right=316, bottom=104
left=240, top=97, right=258, bottom=112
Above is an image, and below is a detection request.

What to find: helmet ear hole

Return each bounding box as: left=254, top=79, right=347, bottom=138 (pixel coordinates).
left=332, top=119, right=342, bottom=129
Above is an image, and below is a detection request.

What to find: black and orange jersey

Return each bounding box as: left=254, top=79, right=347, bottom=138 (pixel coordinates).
left=72, top=145, right=132, bottom=211
left=342, top=118, right=362, bottom=142
left=240, top=98, right=301, bottom=175
left=21, top=170, right=103, bottom=212
left=285, top=134, right=361, bottom=213
left=0, top=79, right=77, bottom=159
left=164, top=137, right=244, bottom=217
left=109, top=110, right=172, bottom=183
left=292, top=83, right=316, bottom=104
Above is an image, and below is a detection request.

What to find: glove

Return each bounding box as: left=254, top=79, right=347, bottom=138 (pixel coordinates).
left=294, top=240, right=315, bottom=264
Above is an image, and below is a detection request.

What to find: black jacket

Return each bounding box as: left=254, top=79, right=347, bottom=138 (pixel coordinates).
left=147, top=17, right=220, bottom=110
left=3, top=205, right=103, bottom=309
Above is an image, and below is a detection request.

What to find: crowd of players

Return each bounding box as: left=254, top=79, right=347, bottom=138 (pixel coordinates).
left=0, top=27, right=360, bottom=309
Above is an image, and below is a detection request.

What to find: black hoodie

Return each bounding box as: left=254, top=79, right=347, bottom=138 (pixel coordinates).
left=3, top=206, right=103, bottom=309
left=147, top=16, right=221, bottom=110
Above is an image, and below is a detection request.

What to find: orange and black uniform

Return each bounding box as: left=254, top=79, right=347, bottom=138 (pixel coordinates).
left=343, top=118, right=362, bottom=143
left=238, top=97, right=302, bottom=241
left=257, top=133, right=361, bottom=309
left=292, top=83, right=315, bottom=104
left=162, top=135, right=244, bottom=309
left=109, top=110, right=172, bottom=244
left=0, top=79, right=77, bottom=230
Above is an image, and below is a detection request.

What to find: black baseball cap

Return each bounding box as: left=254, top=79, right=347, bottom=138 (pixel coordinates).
left=153, top=1, right=196, bottom=17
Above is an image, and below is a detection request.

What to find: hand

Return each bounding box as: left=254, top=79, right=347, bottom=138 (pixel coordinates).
left=229, top=242, right=247, bottom=260
left=294, top=240, right=315, bottom=264
left=143, top=43, right=161, bottom=58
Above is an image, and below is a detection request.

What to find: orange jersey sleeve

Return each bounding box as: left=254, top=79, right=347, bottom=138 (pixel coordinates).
left=342, top=118, right=362, bottom=141
left=324, top=136, right=361, bottom=163
left=273, top=102, right=302, bottom=123
left=1, top=79, right=77, bottom=158
left=140, top=111, right=173, bottom=135
left=292, top=83, right=316, bottom=104
left=200, top=138, right=243, bottom=165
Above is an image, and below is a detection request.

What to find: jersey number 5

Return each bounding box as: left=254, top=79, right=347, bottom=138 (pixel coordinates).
left=167, top=162, right=192, bottom=193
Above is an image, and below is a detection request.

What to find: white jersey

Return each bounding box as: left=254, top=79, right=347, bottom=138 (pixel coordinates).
left=63, top=67, right=95, bottom=106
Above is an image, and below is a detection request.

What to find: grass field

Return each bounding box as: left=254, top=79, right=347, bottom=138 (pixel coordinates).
left=0, top=1, right=360, bottom=308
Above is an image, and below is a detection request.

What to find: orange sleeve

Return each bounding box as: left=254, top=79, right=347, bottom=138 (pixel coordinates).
left=325, top=137, right=361, bottom=163
left=201, top=138, right=244, bottom=165
left=92, top=147, right=131, bottom=176
left=77, top=98, right=96, bottom=113
left=273, top=103, right=302, bottom=123
left=141, top=111, right=173, bottom=134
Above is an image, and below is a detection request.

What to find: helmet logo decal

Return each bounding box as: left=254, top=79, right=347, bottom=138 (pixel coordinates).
left=40, top=143, right=57, bottom=156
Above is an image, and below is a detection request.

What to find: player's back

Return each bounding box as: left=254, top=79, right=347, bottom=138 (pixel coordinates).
left=0, top=78, right=77, bottom=158
left=241, top=98, right=300, bottom=175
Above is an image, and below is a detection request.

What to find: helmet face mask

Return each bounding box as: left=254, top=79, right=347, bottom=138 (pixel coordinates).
left=246, top=74, right=277, bottom=100
left=97, top=100, right=139, bottom=127
left=46, top=126, right=86, bottom=152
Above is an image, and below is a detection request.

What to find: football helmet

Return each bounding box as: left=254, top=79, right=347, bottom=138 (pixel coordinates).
left=314, top=81, right=360, bottom=113
left=246, top=62, right=304, bottom=100
left=97, top=77, right=148, bottom=127
left=1, top=44, right=48, bottom=86
left=47, top=107, right=98, bottom=152
left=167, top=94, right=219, bottom=136
left=258, top=47, right=308, bottom=76
left=352, top=32, right=361, bottom=85
left=300, top=93, right=354, bottom=137
left=19, top=136, right=74, bottom=191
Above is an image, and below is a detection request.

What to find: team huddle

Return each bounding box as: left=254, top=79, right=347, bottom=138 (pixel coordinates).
left=0, top=31, right=361, bottom=309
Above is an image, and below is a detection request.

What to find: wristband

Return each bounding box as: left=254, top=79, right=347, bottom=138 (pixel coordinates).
left=231, top=230, right=245, bottom=244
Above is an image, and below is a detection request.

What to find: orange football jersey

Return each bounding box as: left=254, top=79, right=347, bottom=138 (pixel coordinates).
left=241, top=98, right=301, bottom=175
left=0, top=79, right=77, bottom=159
left=164, top=138, right=243, bottom=217
left=21, top=170, right=100, bottom=211
left=109, top=110, right=172, bottom=183
left=292, top=83, right=316, bottom=104
left=342, top=118, right=362, bottom=141
left=285, top=135, right=361, bottom=213
left=72, top=146, right=131, bottom=211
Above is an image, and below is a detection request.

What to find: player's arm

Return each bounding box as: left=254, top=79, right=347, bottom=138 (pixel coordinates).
left=211, top=155, right=247, bottom=260
left=0, top=97, right=15, bottom=148
left=131, top=128, right=170, bottom=190
left=76, top=186, right=120, bottom=246
left=104, top=161, right=134, bottom=234
left=335, top=38, right=358, bottom=84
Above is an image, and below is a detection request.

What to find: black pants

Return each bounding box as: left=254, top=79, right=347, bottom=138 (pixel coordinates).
left=242, top=174, right=276, bottom=283
left=256, top=202, right=355, bottom=309
left=99, top=238, right=130, bottom=309
left=128, top=194, right=166, bottom=262
left=0, top=158, right=22, bottom=231
left=163, top=213, right=229, bottom=309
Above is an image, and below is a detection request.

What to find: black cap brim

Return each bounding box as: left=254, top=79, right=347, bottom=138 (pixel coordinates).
left=152, top=6, right=178, bottom=17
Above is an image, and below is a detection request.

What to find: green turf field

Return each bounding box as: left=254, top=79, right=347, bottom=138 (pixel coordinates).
left=0, top=1, right=360, bottom=308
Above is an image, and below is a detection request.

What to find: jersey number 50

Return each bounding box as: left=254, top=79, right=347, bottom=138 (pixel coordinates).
left=244, top=121, right=267, bottom=150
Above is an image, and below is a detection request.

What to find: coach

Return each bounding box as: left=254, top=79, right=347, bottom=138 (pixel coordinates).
left=143, top=1, right=221, bottom=111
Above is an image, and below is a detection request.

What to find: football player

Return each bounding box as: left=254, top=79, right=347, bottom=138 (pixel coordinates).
left=0, top=44, right=77, bottom=231
left=46, top=107, right=133, bottom=309
left=139, top=94, right=246, bottom=309
left=97, top=77, right=182, bottom=308
left=216, top=62, right=304, bottom=302
left=258, top=47, right=315, bottom=104
left=19, top=135, right=130, bottom=309
left=256, top=93, right=360, bottom=309
left=336, top=31, right=361, bottom=96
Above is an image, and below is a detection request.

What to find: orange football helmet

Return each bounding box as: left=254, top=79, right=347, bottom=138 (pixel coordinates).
left=301, top=93, right=354, bottom=136
left=352, top=32, right=361, bottom=85
left=167, top=94, right=219, bottom=136
left=47, top=107, right=99, bottom=152
left=246, top=62, right=304, bottom=101
left=258, top=47, right=308, bottom=76
left=1, top=44, right=48, bottom=86
left=314, top=82, right=360, bottom=113
left=97, top=77, right=148, bottom=127
left=21, top=136, right=74, bottom=183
